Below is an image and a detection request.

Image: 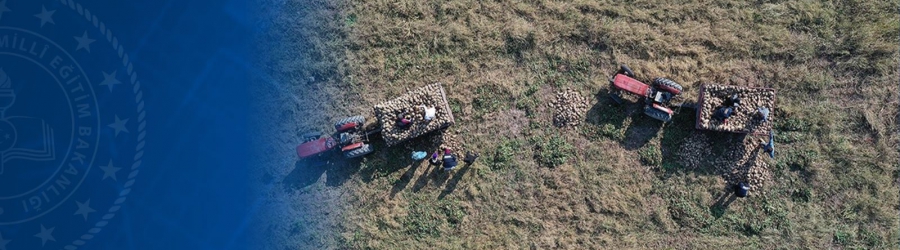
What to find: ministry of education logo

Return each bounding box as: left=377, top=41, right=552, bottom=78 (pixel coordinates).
left=0, top=0, right=145, bottom=249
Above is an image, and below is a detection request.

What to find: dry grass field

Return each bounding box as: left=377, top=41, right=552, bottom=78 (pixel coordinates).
left=254, top=0, right=899, bottom=249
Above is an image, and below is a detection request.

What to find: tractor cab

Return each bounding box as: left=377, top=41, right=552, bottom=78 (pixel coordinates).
left=650, top=89, right=674, bottom=104
left=339, top=132, right=358, bottom=145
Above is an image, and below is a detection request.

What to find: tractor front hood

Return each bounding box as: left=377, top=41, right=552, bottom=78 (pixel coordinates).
left=297, top=137, right=337, bottom=158
left=613, top=74, right=651, bottom=98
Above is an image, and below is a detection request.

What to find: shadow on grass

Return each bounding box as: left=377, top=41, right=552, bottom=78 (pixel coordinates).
left=283, top=149, right=363, bottom=191
left=438, top=162, right=472, bottom=200
left=325, top=157, right=362, bottom=187
left=283, top=158, right=328, bottom=191
left=621, top=115, right=663, bottom=150
left=583, top=91, right=629, bottom=138
left=585, top=90, right=628, bottom=123
left=389, top=160, right=418, bottom=199
left=711, top=187, right=738, bottom=218
left=412, top=160, right=440, bottom=193
left=362, top=131, right=446, bottom=198
left=358, top=139, right=408, bottom=184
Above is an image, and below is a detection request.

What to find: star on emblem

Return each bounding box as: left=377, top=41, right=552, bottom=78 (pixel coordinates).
left=34, top=224, right=55, bottom=246
left=108, top=115, right=129, bottom=137
left=34, top=5, right=55, bottom=28
left=0, top=233, right=10, bottom=250
left=74, top=199, right=97, bottom=221
left=74, top=31, right=95, bottom=52
left=100, top=71, right=121, bottom=92
left=0, top=0, right=10, bottom=22
left=99, top=160, right=121, bottom=181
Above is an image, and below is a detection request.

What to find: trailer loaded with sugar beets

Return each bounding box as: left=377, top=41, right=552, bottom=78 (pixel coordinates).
left=296, top=83, right=455, bottom=160
left=695, top=83, right=775, bottom=136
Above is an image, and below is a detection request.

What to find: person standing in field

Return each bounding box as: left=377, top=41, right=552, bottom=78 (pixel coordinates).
left=442, top=148, right=458, bottom=172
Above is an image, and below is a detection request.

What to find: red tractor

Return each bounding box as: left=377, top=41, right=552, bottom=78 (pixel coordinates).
left=296, top=115, right=379, bottom=160
left=608, top=65, right=684, bottom=122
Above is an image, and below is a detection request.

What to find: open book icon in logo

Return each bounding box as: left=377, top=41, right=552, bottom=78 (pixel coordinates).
left=0, top=69, right=57, bottom=174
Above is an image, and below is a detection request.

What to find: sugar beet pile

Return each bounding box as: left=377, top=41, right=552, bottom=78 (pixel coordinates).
left=428, top=131, right=461, bottom=153
left=550, top=88, right=588, bottom=127
left=373, top=83, right=455, bottom=147
left=676, top=133, right=712, bottom=169
left=698, top=84, right=775, bottom=134
left=716, top=137, right=772, bottom=195
left=680, top=133, right=773, bottom=195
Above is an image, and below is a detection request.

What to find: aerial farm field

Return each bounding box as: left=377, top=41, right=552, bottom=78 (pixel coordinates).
left=254, top=0, right=898, bottom=249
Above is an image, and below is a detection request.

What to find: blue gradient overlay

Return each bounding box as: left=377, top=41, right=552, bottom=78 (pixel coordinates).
left=0, top=0, right=260, bottom=249
left=93, top=0, right=258, bottom=249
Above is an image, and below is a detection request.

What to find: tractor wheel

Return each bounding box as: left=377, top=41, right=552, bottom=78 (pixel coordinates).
left=618, top=65, right=635, bottom=78
left=334, top=115, right=365, bottom=132
left=301, top=131, right=321, bottom=143
left=652, top=77, right=683, bottom=95
left=644, top=105, right=673, bottom=122
left=344, top=144, right=373, bottom=158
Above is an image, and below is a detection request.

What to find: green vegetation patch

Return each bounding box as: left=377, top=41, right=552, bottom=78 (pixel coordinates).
left=531, top=133, right=575, bottom=168
left=402, top=196, right=467, bottom=238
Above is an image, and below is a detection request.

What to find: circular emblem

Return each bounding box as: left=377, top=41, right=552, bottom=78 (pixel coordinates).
left=0, top=0, right=145, bottom=249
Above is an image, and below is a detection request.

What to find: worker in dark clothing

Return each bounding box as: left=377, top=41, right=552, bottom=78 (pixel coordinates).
left=396, top=112, right=411, bottom=129
left=735, top=182, right=750, bottom=198
left=723, top=94, right=741, bottom=108
left=714, top=94, right=741, bottom=123
left=442, top=148, right=458, bottom=172
left=463, top=151, right=479, bottom=165
left=713, top=106, right=734, bottom=122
